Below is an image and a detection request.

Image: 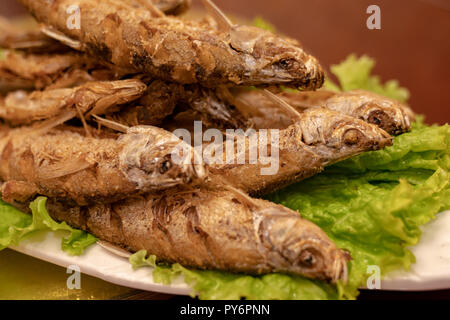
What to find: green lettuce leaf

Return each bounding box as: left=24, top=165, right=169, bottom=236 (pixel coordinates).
left=130, top=250, right=340, bottom=300
left=252, top=17, right=276, bottom=33
left=0, top=197, right=97, bottom=255
left=324, top=54, right=410, bottom=102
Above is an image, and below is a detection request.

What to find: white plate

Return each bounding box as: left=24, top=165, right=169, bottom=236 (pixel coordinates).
left=9, top=210, right=450, bottom=296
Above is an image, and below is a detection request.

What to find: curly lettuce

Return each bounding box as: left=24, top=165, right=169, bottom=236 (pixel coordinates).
left=324, top=54, right=410, bottom=102
left=253, top=17, right=276, bottom=33
left=0, top=197, right=97, bottom=256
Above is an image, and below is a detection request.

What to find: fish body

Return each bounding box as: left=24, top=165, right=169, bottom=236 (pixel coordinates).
left=0, top=79, right=147, bottom=125
left=0, top=125, right=205, bottom=205
left=20, top=0, right=324, bottom=89
left=231, top=88, right=414, bottom=135
left=0, top=0, right=190, bottom=51
left=210, top=108, right=393, bottom=195
left=45, top=188, right=350, bottom=283
left=110, top=81, right=249, bottom=129
left=280, top=89, right=415, bottom=135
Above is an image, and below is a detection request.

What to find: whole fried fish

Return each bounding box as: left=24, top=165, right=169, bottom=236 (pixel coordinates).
left=279, top=89, right=415, bottom=135
left=44, top=188, right=350, bottom=283
left=231, top=88, right=414, bottom=135
left=209, top=108, right=393, bottom=195
left=0, top=77, right=249, bottom=130
left=0, top=125, right=205, bottom=205
left=20, top=0, right=324, bottom=89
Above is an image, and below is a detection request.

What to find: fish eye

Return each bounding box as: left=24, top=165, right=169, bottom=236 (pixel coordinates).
left=299, top=249, right=316, bottom=268
left=275, top=58, right=293, bottom=70
left=343, top=129, right=362, bottom=145
left=159, top=159, right=171, bottom=174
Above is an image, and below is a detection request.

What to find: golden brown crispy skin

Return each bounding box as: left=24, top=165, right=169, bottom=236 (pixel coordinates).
left=209, top=108, right=393, bottom=195
left=45, top=188, right=350, bottom=283
left=0, top=1, right=190, bottom=52
left=0, top=79, right=147, bottom=126
left=229, top=88, right=294, bottom=129
left=0, top=70, right=249, bottom=130
left=109, top=81, right=250, bottom=129
left=20, top=0, right=324, bottom=89
left=280, top=89, right=414, bottom=135
left=231, top=88, right=415, bottom=135
left=0, top=126, right=205, bottom=205
left=280, top=90, right=415, bottom=135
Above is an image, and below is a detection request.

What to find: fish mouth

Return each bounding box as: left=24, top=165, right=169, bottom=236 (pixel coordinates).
left=361, top=101, right=411, bottom=135
left=256, top=206, right=352, bottom=283
left=367, top=109, right=409, bottom=135
left=312, top=124, right=392, bottom=165
left=164, top=146, right=207, bottom=184
left=292, top=243, right=351, bottom=284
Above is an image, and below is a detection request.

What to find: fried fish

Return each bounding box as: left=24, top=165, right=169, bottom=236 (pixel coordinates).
left=44, top=188, right=350, bottom=283
left=0, top=125, right=205, bottom=205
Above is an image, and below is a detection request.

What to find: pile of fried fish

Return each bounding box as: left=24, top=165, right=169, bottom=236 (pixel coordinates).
left=0, top=0, right=416, bottom=285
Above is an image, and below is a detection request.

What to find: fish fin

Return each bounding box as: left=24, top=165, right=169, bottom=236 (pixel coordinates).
left=92, top=115, right=129, bottom=133
left=75, top=105, right=93, bottom=138
left=40, top=25, right=82, bottom=50
left=32, top=110, right=78, bottom=134
left=201, top=0, right=233, bottom=32
left=262, top=89, right=303, bottom=120
left=36, top=158, right=92, bottom=180
left=217, top=182, right=260, bottom=209
left=97, top=241, right=132, bottom=258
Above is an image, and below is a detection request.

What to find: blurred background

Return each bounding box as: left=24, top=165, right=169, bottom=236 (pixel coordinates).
left=2, top=0, right=450, bottom=124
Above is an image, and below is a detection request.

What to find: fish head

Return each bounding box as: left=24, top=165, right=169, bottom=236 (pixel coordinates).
left=229, top=25, right=324, bottom=90
left=327, top=90, right=414, bottom=135
left=297, top=108, right=393, bottom=162
left=118, top=126, right=206, bottom=190
left=257, top=205, right=351, bottom=283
